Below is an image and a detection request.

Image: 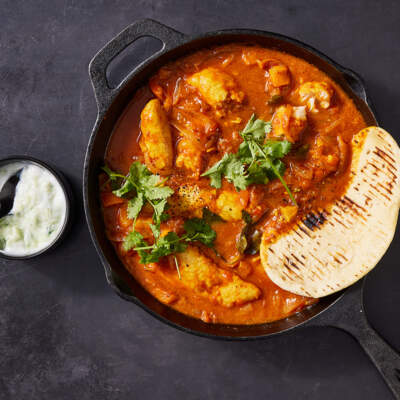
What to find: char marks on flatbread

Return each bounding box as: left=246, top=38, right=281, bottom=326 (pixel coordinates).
left=261, top=127, right=400, bottom=297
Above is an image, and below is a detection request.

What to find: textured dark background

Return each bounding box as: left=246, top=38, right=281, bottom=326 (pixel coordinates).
left=1, top=1, right=400, bottom=399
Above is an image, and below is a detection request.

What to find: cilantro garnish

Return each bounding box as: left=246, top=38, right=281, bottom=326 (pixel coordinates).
left=102, top=165, right=126, bottom=190
left=122, top=230, right=148, bottom=252
left=201, top=114, right=297, bottom=206
left=183, top=218, right=217, bottom=247
left=104, top=162, right=217, bottom=276
left=105, top=161, right=173, bottom=236
left=123, top=217, right=216, bottom=264
left=126, top=193, right=144, bottom=220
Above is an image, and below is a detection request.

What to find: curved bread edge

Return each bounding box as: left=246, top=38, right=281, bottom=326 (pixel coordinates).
left=260, top=127, right=400, bottom=297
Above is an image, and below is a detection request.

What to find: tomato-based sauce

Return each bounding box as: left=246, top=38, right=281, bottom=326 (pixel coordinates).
left=101, top=44, right=366, bottom=324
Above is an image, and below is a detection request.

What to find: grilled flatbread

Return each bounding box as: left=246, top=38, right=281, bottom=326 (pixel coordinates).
left=261, top=127, right=400, bottom=297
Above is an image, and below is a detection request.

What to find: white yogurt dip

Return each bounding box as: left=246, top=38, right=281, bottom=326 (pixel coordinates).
left=0, top=162, right=67, bottom=257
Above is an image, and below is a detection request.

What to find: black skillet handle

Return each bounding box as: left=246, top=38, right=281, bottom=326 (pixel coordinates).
left=305, top=280, right=400, bottom=398
left=338, top=67, right=368, bottom=102
left=88, top=19, right=186, bottom=114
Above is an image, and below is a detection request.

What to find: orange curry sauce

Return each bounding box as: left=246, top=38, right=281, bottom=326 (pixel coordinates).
left=101, top=44, right=366, bottom=324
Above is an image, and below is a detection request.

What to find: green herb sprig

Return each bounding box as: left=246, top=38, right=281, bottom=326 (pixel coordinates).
left=201, top=114, right=297, bottom=206
left=103, top=161, right=173, bottom=236
left=103, top=163, right=217, bottom=277
left=122, top=217, right=216, bottom=264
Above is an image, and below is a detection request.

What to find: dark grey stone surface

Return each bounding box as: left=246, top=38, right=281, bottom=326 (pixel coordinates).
left=1, top=1, right=399, bottom=399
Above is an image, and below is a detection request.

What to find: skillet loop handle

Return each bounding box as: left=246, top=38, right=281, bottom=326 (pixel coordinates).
left=338, top=67, right=368, bottom=102
left=89, top=19, right=186, bottom=114
left=338, top=66, right=379, bottom=123
left=305, top=281, right=400, bottom=398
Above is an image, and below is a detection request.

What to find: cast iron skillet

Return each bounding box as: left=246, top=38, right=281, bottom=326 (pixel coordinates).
left=84, top=19, right=400, bottom=397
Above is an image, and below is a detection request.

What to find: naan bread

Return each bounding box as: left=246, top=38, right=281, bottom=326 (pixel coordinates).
left=261, top=127, right=400, bottom=297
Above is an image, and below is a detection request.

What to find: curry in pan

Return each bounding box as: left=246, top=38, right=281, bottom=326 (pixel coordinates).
left=100, top=43, right=370, bottom=324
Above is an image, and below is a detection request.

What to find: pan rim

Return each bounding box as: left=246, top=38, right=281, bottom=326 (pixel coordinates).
left=83, top=25, right=376, bottom=340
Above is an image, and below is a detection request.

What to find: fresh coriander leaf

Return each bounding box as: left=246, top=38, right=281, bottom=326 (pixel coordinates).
left=201, top=153, right=234, bottom=189
left=0, top=236, right=5, bottom=250
left=264, top=121, right=272, bottom=135
left=123, top=230, right=148, bottom=252
left=152, top=199, right=169, bottom=224
left=184, top=218, right=206, bottom=237
left=230, top=174, right=248, bottom=191
left=144, top=184, right=174, bottom=201
left=158, top=232, right=187, bottom=253
left=269, top=159, right=286, bottom=179
left=129, top=161, right=150, bottom=182
left=263, top=140, right=292, bottom=158
left=223, top=156, right=248, bottom=191
left=253, top=156, right=271, bottom=171
left=141, top=173, right=160, bottom=187
left=251, top=138, right=297, bottom=206
left=149, top=223, right=160, bottom=239
left=114, top=161, right=174, bottom=201
left=237, top=141, right=252, bottom=162
left=224, top=156, right=244, bottom=178
left=241, top=114, right=266, bottom=142
left=152, top=198, right=168, bottom=217
left=202, top=156, right=229, bottom=175
left=114, top=161, right=174, bottom=230
left=130, top=163, right=172, bottom=200
left=112, top=162, right=145, bottom=198
left=141, top=232, right=187, bottom=263
left=127, top=193, right=144, bottom=220
left=148, top=199, right=170, bottom=240
left=209, top=172, right=223, bottom=189
left=160, top=210, right=170, bottom=223
left=113, top=179, right=135, bottom=198
left=128, top=212, right=217, bottom=264
left=246, top=161, right=270, bottom=185
left=240, top=114, right=271, bottom=143
left=184, top=218, right=217, bottom=247
left=200, top=115, right=295, bottom=201
left=241, top=113, right=257, bottom=134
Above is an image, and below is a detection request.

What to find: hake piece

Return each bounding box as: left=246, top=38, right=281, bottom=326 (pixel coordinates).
left=139, top=99, right=173, bottom=175
left=177, top=246, right=261, bottom=307
left=186, top=67, right=245, bottom=109
left=168, top=183, right=216, bottom=218
left=271, top=104, right=307, bottom=143
left=261, top=127, right=400, bottom=297
left=297, top=81, right=334, bottom=113
left=168, top=183, right=247, bottom=222
left=171, top=108, right=219, bottom=177
left=215, top=190, right=249, bottom=222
